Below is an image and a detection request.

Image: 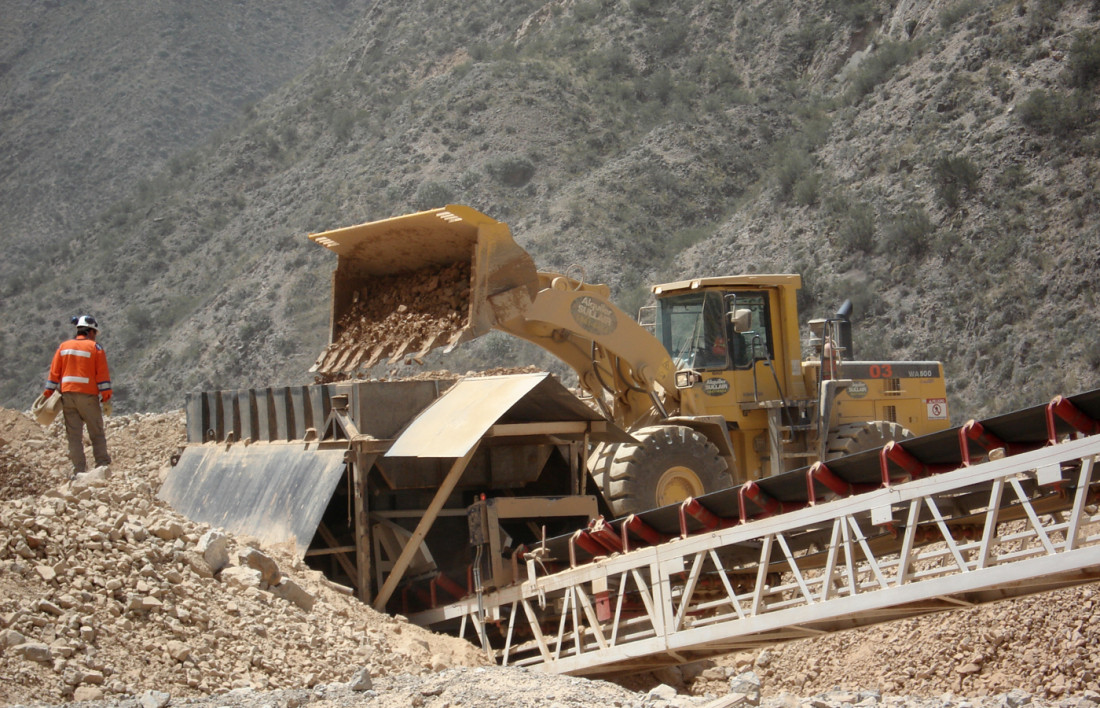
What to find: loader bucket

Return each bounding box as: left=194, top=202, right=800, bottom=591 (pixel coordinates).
left=309, top=205, right=539, bottom=375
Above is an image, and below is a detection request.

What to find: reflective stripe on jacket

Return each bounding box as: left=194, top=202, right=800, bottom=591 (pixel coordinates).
left=47, top=336, right=111, bottom=396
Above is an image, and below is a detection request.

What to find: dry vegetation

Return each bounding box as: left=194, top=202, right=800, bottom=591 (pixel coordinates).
left=1, top=1, right=1098, bottom=419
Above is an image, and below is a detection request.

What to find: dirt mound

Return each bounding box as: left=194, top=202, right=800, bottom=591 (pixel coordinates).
left=0, top=408, right=41, bottom=443
left=0, top=409, right=487, bottom=706
left=0, top=409, right=56, bottom=498
left=685, top=583, right=1100, bottom=700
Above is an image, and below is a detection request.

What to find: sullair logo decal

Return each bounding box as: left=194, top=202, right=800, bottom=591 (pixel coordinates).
left=571, top=296, right=617, bottom=336
left=847, top=381, right=869, bottom=399
left=703, top=378, right=731, bottom=396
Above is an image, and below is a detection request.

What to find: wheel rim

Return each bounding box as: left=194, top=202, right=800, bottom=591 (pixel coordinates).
left=655, top=465, right=705, bottom=506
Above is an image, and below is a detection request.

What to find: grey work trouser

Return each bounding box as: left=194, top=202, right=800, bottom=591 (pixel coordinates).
left=61, top=392, right=110, bottom=474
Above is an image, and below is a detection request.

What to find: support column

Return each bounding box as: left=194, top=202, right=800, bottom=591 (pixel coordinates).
left=373, top=445, right=479, bottom=611
left=353, top=450, right=378, bottom=604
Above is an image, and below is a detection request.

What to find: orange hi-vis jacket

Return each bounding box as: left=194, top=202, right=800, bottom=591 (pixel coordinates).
left=46, top=336, right=112, bottom=397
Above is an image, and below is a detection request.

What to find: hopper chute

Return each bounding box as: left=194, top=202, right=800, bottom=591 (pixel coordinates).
left=309, top=205, right=539, bottom=375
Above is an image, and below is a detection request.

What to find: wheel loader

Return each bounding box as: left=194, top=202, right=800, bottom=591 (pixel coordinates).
left=309, top=205, right=952, bottom=518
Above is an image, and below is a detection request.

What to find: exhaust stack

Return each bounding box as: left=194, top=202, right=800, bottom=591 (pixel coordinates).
left=834, top=298, right=854, bottom=360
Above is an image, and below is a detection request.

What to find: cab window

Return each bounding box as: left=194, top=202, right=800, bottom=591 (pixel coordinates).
left=728, top=292, right=773, bottom=368
left=655, top=291, right=728, bottom=370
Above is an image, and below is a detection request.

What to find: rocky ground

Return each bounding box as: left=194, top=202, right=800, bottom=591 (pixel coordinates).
left=2, top=405, right=1099, bottom=708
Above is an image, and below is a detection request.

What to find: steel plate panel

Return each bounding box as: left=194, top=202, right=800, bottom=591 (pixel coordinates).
left=386, top=374, right=549, bottom=459
left=158, top=444, right=347, bottom=558
left=386, top=373, right=627, bottom=459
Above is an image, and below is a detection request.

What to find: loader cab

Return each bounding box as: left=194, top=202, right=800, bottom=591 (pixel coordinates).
left=654, top=288, right=775, bottom=373
left=654, top=275, right=808, bottom=481
left=653, top=275, right=807, bottom=407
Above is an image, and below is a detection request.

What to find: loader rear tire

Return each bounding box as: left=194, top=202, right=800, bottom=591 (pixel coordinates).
left=825, top=421, right=913, bottom=460
left=589, top=425, right=731, bottom=519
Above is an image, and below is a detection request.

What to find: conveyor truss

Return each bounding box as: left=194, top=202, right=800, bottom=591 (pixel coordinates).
left=410, top=390, right=1100, bottom=676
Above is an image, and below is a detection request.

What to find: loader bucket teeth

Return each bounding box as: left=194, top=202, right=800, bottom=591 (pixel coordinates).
left=343, top=345, right=371, bottom=373
left=308, top=349, right=329, bottom=373
left=363, top=344, right=387, bottom=370
left=444, top=328, right=471, bottom=353
left=331, top=345, right=357, bottom=373
left=387, top=337, right=415, bottom=365
left=310, top=205, right=538, bottom=376
left=414, top=332, right=442, bottom=360
left=310, top=345, right=340, bottom=373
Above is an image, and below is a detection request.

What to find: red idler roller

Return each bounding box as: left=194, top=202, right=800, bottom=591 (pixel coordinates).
left=1047, top=395, right=1100, bottom=444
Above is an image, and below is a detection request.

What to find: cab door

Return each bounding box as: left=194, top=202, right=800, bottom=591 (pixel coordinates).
left=710, top=289, right=787, bottom=405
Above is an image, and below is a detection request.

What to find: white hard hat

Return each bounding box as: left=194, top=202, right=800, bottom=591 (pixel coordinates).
left=72, top=314, right=99, bottom=331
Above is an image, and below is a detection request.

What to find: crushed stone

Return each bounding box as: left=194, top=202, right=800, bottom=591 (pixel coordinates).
left=0, top=407, right=1096, bottom=708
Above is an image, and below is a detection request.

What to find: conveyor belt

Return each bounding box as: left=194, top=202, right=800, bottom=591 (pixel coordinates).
left=409, top=389, right=1100, bottom=676
left=543, top=387, right=1100, bottom=563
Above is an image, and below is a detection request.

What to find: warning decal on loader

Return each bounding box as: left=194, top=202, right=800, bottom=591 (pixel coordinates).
left=703, top=377, right=730, bottom=396
left=926, top=398, right=948, bottom=420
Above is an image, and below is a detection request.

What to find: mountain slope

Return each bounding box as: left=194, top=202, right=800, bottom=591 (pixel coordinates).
left=2, top=0, right=1098, bottom=422
left=0, top=0, right=371, bottom=284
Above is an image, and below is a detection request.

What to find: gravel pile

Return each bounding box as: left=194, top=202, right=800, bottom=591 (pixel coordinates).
left=1, top=406, right=1098, bottom=708
left=0, top=409, right=485, bottom=706
left=687, top=598, right=1100, bottom=702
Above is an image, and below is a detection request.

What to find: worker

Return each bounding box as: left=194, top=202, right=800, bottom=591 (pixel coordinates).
left=43, top=315, right=112, bottom=476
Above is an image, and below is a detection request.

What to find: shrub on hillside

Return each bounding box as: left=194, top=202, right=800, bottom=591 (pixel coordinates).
left=846, top=41, right=919, bottom=104
left=793, top=171, right=822, bottom=207
left=938, top=0, right=980, bottom=30
left=880, top=208, right=935, bottom=259
left=643, top=18, right=689, bottom=57
left=574, top=1, right=604, bottom=22
left=331, top=109, right=357, bottom=142
left=824, top=0, right=876, bottom=27
left=931, top=154, right=980, bottom=209
left=643, top=68, right=675, bottom=104
left=1016, top=89, right=1091, bottom=137
left=1065, top=31, right=1100, bottom=88
left=126, top=306, right=154, bottom=332
left=486, top=156, right=536, bottom=187
left=598, top=45, right=634, bottom=78
left=414, top=181, right=455, bottom=210
left=837, top=202, right=876, bottom=254
left=239, top=314, right=272, bottom=344
left=774, top=148, right=813, bottom=201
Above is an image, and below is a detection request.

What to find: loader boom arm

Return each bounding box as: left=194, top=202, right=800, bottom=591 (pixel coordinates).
left=497, top=271, right=680, bottom=429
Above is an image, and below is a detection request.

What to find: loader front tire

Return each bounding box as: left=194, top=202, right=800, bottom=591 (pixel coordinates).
left=825, top=420, right=913, bottom=460
left=589, top=425, right=731, bottom=518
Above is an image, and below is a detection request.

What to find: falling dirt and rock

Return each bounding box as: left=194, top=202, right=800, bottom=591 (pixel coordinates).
left=314, top=263, right=472, bottom=376
left=2, top=405, right=1099, bottom=708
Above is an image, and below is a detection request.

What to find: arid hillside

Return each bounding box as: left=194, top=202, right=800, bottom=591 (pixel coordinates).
left=1, top=0, right=1097, bottom=421
left=0, top=0, right=372, bottom=284
left=2, top=406, right=1098, bottom=707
